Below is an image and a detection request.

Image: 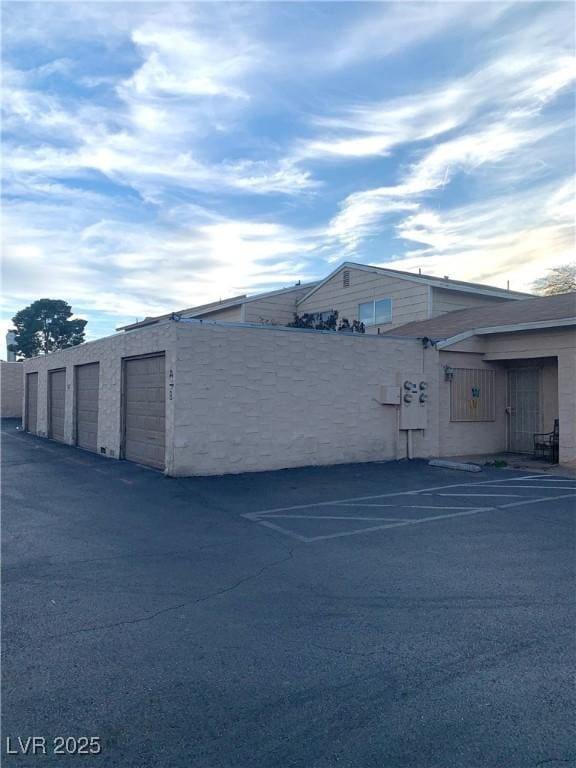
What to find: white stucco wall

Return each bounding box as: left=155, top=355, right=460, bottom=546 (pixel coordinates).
left=1, top=361, right=24, bottom=417
left=171, top=321, right=435, bottom=475
left=21, top=325, right=177, bottom=467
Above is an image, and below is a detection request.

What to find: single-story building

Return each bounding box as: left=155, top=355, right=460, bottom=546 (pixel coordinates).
left=18, top=261, right=576, bottom=475
left=20, top=319, right=439, bottom=475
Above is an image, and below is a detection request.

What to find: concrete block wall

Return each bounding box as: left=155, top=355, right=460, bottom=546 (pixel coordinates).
left=172, top=322, right=435, bottom=475
left=21, top=324, right=176, bottom=467
left=1, top=361, right=24, bottom=417
left=437, top=350, right=507, bottom=457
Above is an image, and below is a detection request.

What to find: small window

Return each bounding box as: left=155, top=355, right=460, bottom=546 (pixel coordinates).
left=343, top=270, right=350, bottom=288
left=450, top=368, right=495, bottom=422
left=358, top=298, right=392, bottom=325
left=374, top=298, right=392, bottom=324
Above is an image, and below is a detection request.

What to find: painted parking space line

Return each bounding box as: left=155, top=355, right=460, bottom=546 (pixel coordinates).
left=243, top=473, right=576, bottom=542
left=250, top=476, right=546, bottom=516
left=335, top=502, right=476, bottom=510
left=302, top=506, right=493, bottom=543
left=478, top=485, right=576, bottom=490
left=498, top=493, right=576, bottom=509
left=262, top=514, right=412, bottom=521
left=419, top=492, right=521, bottom=497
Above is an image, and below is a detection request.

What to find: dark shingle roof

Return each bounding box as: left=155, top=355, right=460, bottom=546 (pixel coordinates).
left=385, top=292, right=576, bottom=340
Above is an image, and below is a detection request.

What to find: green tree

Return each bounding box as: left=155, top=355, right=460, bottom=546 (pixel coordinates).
left=8, top=299, right=87, bottom=359
left=532, top=263, right=576, bottom=295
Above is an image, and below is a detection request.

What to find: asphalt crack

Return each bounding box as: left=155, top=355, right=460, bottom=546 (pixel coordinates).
left=43, top=547, right=294, bottom=640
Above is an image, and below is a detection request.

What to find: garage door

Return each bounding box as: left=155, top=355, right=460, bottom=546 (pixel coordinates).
left=76, top=363, right=99, bottom=452
left=26, top=373, right=38, bottom=434
left=48, top=369, right=66, bottom=442
left=123, top=354, right=165, bottom=469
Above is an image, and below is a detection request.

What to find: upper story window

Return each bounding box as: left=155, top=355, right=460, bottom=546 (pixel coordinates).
left=358, top=298, right=392, bottom=325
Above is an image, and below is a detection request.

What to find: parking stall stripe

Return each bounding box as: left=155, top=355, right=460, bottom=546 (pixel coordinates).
left=254, top=519, right=312, bottom=543
left=498, top=493, right=576, bottom=509
left=304, top=507, right=492, bottom=542
left=262, top=514, right=413, bottom=521
left=419, top=492, right=521, bottom=497
left=478, top=485, right=576, bottom=490
left=251, top=476, right=547, bottom=516
left=339, top=503, right=476, bottom=510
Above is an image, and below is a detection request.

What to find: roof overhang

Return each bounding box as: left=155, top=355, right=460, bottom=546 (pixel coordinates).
left=436, top=317, right=576, bottom=349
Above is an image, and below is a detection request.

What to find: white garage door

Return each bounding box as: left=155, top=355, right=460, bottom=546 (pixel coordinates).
left=123, top=354, right=165, bottom=469
left=48, top=369, right=66, bottom=442
left=76, top=362, right=99, bottom=452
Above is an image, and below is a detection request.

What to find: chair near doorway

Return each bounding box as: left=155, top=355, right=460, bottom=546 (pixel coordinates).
left=533, top=419, right=559, bottom=463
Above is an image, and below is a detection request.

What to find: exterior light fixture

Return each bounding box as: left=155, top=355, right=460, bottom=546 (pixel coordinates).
left=444, top=365, right=455, bottom=382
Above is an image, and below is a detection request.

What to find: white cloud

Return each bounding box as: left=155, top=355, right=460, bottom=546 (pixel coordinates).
left=301, top=50, right=575, bottom=161
left=322, top=2, right=511, bottom=70
left=382, top=179, right=576, bottom=292
left=122, top=25, right=257, bottom=100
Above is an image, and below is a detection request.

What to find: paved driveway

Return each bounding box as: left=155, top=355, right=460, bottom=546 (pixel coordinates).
left=2, top=419, right=575, bottom=768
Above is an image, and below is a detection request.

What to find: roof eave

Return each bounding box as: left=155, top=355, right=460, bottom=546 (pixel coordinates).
left=296, top=261, right=532, bottom=306
left=436, top=317, right=576, bottom=349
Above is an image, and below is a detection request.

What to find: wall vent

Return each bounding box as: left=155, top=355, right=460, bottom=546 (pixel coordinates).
left=343, top=270, right=350, bottom=288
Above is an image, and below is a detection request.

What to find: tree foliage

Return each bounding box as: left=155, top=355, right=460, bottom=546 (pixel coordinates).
left=532, top=263, right=576, bottom=296
left=287, top=310, right=365, bottom=333
left=9, top=299, right=87, bottom=359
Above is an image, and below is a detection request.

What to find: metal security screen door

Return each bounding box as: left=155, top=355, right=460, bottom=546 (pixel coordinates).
left=507, top=367, right=541, bottom=452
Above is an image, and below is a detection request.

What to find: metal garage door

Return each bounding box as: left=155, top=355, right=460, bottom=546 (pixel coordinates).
left=123, top=354, right=165, bottom=469
left=48, top=369, right=66, bottom=442
left=75, top=363, right=99, bottom=452
left=26, top=373, right=38, bottom=434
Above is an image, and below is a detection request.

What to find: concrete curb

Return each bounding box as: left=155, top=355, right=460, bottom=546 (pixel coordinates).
left=428, top=459, right=482, bottom=472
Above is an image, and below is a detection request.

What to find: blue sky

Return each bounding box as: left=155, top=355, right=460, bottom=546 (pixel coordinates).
left=2, top=1, right=574, bottom=349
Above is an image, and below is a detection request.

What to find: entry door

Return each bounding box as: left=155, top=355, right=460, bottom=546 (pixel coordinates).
left=123, top=354, right=165, bottom=469
left=75, top=363, right=100, bottom=452
left=26, top=372, right=38, bottom=434
left=48, top=369, right=66, bottom=442
left=507, top=367, right=541, bottom=452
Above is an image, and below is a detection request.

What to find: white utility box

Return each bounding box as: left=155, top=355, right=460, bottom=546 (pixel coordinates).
left=377, top=385, right=401, bottom=405
left=398, top=375, right=428, bottom=430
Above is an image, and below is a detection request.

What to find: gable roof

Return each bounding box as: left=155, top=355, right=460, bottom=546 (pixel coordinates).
left=382, top=292, right=576, bottom=345
left=117, top=281, right=318, bottom=332
left=296, top=261, right=533, bottom=305
left=117, top=294, right=248, bottom=331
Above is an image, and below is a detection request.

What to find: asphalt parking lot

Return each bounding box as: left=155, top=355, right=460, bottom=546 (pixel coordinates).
left=2, top=418, right=575, bottom=768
